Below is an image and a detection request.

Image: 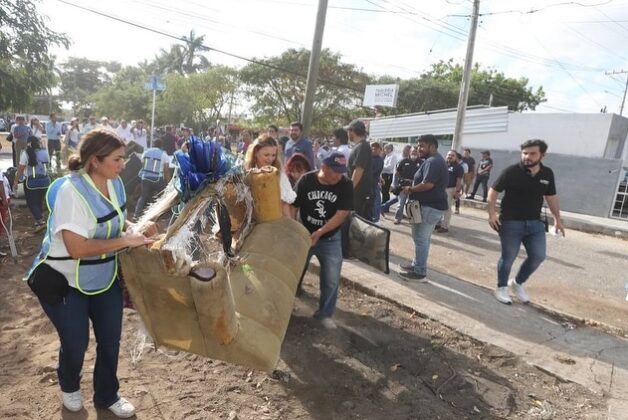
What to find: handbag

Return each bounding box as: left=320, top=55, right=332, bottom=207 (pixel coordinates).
left=405, top=200, right=422, bottom=224
left=25, top=175, right=51, bottom=190
left=27, top=263, right=69, bottom=305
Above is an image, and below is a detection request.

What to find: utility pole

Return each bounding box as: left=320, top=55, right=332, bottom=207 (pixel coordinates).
left=605, top=69, right=628, bottom=116
left=452, top=0, right=480, bottom=151
left=301, top=0, right=328, bottom=138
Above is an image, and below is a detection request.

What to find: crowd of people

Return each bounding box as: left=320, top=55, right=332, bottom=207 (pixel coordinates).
left=1, top=114, right=565, bottom=417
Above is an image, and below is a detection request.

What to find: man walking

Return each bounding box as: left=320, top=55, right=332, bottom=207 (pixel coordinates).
left=292, top=152, right=354, bottom=329
left=461, top=148, right=475, bottom=196
left=467, top=150, right=493, bottom=202
left=488, top=139, right=565, bottom=305
left=399, top=135, right=448, bottom=281
left=284, top=122, right=314, bottom=168
left=436, top=150, right=464, bottom=233
left=381, top=145, right=418, bottom=224
left=45, top=113, right=63, bottom=171
left=347, top=119, right=373, bottom=220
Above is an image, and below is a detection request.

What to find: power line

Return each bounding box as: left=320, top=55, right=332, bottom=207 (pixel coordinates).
left=54, top=0, right=365, bottom=93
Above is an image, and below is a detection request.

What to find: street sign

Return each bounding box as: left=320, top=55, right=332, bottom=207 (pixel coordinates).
left=144, top=75, right=166, bottom=91
left=363, top=84, right=399, bottom=107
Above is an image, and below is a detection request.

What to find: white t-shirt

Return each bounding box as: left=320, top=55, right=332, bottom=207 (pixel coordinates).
left=133, top=129, right=147, bottom=148
left=1, top=174, right=10, bottom=201
left=116, top=126, right=134, bottom=143
left=45, top=178, right=123, bottom=287
left=280, top=171, right=296, bottom=204
left=31, top=127, right=43, bottom=139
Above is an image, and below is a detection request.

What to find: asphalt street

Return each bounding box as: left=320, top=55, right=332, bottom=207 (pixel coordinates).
left=383, top=205, right=628, bottom=333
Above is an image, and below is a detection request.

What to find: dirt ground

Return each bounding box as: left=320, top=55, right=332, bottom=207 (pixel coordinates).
left=0, top=206, right=607, bottom=419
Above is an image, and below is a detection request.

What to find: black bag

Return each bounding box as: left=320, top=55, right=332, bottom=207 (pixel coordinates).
left=27, top=263, right=69, bottom=305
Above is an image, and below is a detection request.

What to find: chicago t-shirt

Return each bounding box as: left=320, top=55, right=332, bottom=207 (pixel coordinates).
left=293, top=171, right=354, bottom=237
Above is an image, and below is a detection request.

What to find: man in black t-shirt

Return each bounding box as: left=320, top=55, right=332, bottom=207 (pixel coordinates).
left=398, top=135, right=448, bottom=282
left=161, top=125, right=177, bottom=155
left=292, top=152, right=354, bottom=328
left=347, top=119, right=373, bottom=220
left=461, top=148, right=475, bottom=196
left=467, top=150, right=493, bottom=202
left=488, top=139, right=565, bottom=305
left=436, top=150, right=464, bottom=233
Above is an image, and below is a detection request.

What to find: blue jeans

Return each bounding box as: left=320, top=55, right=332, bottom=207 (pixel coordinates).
left=25, top=187, right=46, bottom=222
left=470, top=174, right=490, bottom=201
left=410, top=206, right=444, bottom=276
left=40, top=280, right=123, bottom=408
left=372, top=185, right=382, bottom=222
left=306, top=231, right=343, bottom=318
left=497, top=220, right=546, bottom=287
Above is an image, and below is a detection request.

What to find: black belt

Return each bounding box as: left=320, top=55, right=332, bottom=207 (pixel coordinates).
left=47, top=255, right=116, bottom=265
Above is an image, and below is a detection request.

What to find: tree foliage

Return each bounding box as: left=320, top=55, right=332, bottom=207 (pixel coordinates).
left=59, top=57, right=121, bottom=114
left=90, top=66, right=151, bottom=120
left=0, top=0, right=69, bottom=110
left=375, top=60, right=546, bottom=115
left=149, top=30, right=210, bottom=76
left=239, top=48, right=369, bottom=133
left=157, top=65, right=239, bottom=130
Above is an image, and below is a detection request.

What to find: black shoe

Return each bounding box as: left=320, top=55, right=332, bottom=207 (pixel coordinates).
left=465, top=195, right=474, bottom=199
left=399, top=271, right=427, bottom=282
left=436, top=227, right=449, bottom=233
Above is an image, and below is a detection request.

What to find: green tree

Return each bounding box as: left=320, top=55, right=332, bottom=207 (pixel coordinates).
left=90, top=66, right=151, bottom=120
left=149, top=30, right=209, bottom=76
left=157, top=65, right=239, bottom=129
left=59, top=57, right=121, bottom=114
left=0, top=0, right=70, bottom=110
left=239, top=48, right=369, bottom=134
left=375, top=60, right=545, bottom=115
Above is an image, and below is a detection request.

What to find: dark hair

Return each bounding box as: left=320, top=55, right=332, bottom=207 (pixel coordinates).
left=152, top=138, right=163, bottom=149
left=520, top=139, right=548, bottom=154
left=464, top=148, right=471, bottom=153
left=290, top=121, right=303, bottom=131
left=49, top=112, right=56, bottom=119
left=68, top=128, right=125, bottom=172
left=418, top=134, right=438, bottom=147
left=26, top=136, right=42, bottom=167
left=268, top=124, right=278, bottom=132
left=371, top=141, right=382, bottom=149
left=332, top=128, right=348, bottom=145
left=481, top=150, right=491, bottom=156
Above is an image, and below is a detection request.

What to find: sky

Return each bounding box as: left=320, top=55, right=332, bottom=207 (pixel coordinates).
left=38, top=0, right=628, bottom=115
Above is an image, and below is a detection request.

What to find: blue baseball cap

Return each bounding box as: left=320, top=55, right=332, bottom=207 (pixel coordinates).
left=322, top=152, right=348, bottom=173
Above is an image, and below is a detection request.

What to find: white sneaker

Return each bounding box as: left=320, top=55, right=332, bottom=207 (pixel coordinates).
left=320, top=317, right=337, bottom=330
left=108, top=397, right=136, bottom=418
left=62, top=390, right=83, bottom=412
left=509, top=279, right=530, bottom=303
left=494, top=287, right=512, bottom=305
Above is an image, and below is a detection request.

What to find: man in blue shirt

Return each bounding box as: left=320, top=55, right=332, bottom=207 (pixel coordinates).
left=284, top=121, right=314, bottom=168
left=399, top=134, right=448, bottom=282
left=436, top=150, right=464, bottom=233
left=45, top=113, right=63, bottom=171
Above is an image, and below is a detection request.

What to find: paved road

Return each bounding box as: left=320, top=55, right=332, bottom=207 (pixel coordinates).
left=382, top=206, right=628, bottom=333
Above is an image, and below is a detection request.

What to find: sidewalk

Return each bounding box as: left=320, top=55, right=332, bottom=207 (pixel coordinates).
left=463, top=197, right=628, bottom=238
left=312, top=259, right=628, bottom=419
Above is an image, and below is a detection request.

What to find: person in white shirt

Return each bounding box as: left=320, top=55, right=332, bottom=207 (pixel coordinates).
left=244, top=134, right=296, bottom=218
left=331, top=128, right=350, bottom=162
left=381, top=143, right=397, bottom=204
left=115, top=120, right=134, bottom=144
left=132, top=119, right=147, bottom=149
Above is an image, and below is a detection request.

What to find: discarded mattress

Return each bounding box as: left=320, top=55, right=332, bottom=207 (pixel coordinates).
left=121, top=166, right=311, bottom=372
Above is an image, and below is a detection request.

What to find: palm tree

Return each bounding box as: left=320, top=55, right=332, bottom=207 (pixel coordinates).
left=181, top=30, right=210, bottom=74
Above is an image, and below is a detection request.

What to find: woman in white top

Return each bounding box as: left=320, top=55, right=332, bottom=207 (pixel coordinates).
left=244, top=134, right=296, bottom=218
left=33, top=128, right=155, bottom=418
left=30, top=117, right=44, bottom=139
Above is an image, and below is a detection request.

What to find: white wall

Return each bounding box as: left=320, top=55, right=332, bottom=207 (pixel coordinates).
left=462, top=113, right=614, bottom=158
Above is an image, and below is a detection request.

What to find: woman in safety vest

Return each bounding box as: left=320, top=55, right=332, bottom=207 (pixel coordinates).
left=244, top=134, right=296, bottom=218
left=13, top=136, right=51, bottom=227
left=30, top=128, right=156, bottom=417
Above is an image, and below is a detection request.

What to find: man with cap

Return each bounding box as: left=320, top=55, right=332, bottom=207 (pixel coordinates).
left=347, top=119, right=373, bottom=220
left=399, top=134, right=448, bottom=282
left=292, top=152, right=354, bottom=329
